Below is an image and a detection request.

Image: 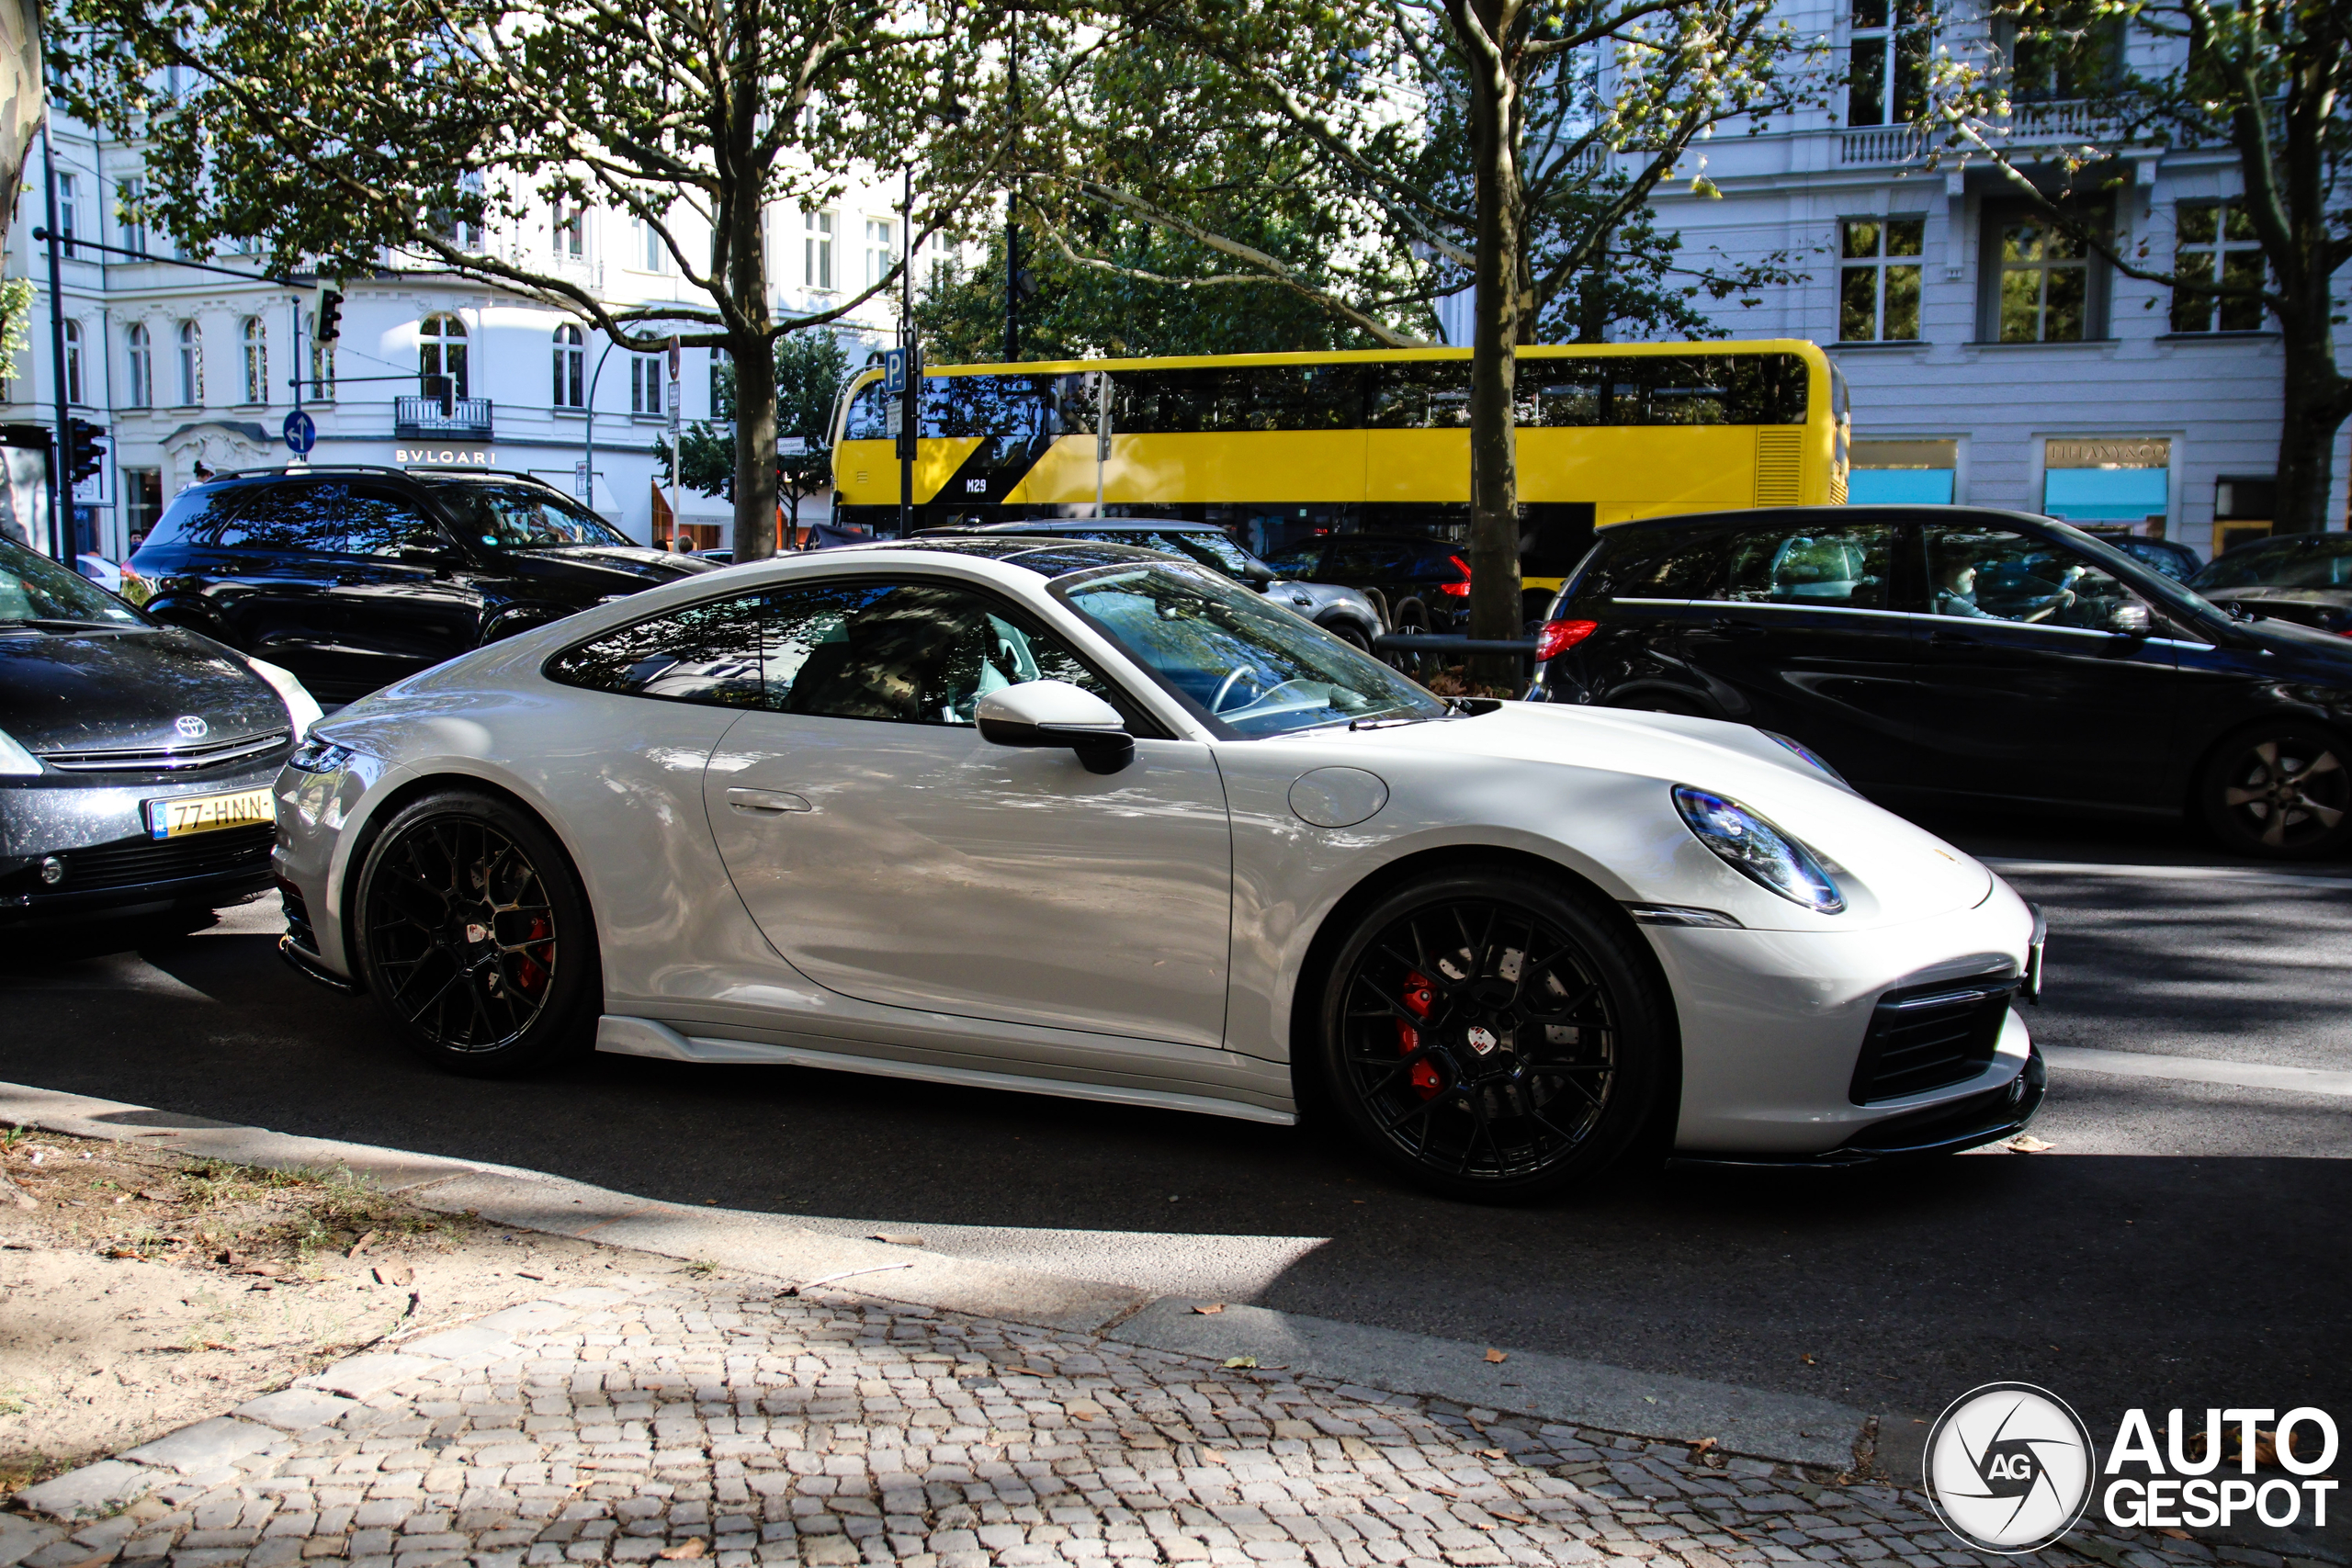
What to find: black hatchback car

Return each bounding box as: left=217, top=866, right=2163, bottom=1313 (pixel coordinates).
left=1532, top=504, right=2352, bottom=858
left=126, top=467, right=714, bottom=703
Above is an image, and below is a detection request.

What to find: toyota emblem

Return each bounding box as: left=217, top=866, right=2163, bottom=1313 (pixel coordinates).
left=175, top=715, right=209, bottom=740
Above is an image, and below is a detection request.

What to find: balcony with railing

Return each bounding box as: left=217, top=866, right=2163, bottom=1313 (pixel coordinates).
left=394, top=395, right=494, bottom=440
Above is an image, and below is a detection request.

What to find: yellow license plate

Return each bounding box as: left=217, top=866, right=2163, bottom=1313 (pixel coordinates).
left=147, top=786, right=277, bottom=840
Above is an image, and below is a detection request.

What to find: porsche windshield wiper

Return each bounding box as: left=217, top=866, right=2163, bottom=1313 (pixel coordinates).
left=6, top=617, right=139, bottom=633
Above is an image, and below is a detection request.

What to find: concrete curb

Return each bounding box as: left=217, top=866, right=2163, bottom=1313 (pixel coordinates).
left=0, top=1079, right=1888, bottom=1473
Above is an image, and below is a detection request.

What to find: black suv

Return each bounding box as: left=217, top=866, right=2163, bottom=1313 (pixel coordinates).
left=126, top=468, right=713, bottom=702
left=1532, top=504, right=2352, bottom=859
left=1261, top=534, right=1475, bottom=633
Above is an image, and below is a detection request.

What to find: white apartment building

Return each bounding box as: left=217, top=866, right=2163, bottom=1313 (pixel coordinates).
left=1, top=117, right=948, bottom=558
left=1436, top=0, right=2351, bottom=556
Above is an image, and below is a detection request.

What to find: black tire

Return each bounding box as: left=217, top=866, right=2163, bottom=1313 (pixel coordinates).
left=353, top=789, right=602, bottom=1075
left=1326, top=620, right=1374, bottom=653
left=2198, top=721, right=2352, bottom=860
left=1316, top=869, right=1671, bottom=1202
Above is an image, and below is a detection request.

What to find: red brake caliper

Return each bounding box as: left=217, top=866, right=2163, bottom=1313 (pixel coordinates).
left=1397, top=971, right=1442, bottom=1100
left=514, top=918, right=553, bottom=998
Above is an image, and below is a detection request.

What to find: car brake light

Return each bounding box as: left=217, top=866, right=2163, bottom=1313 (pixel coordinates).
left=1535, top=619, right=1600, bottom=660
left=1439, top=555, right=1474, bottom=598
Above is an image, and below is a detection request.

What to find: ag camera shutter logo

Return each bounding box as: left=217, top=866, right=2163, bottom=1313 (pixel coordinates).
left=1925, top=1382, right=2095, bottom=1553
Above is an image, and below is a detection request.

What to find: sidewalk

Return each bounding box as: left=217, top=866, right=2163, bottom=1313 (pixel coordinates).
left=3, top=1267, right=2211, bottom=1568
left=0, top=1087, right=2246, bottom=1568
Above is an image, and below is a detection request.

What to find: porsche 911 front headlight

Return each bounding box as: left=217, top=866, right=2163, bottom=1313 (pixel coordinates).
left=1672, top=784, right=1844, bottom=915
left=288, top=738, right=356, bottom=774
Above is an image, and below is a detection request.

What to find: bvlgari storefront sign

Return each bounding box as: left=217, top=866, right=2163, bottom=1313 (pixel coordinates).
left=397, top=447, right=497, bottom=467
left=2044, top=438, right=2171, bottom=470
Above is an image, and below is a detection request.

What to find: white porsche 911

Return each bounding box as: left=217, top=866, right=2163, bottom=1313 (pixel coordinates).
left=272, top=536, right=2045, bottom=1201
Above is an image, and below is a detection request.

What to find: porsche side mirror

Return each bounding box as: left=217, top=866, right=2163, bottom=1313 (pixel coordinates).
left=976, top=680, right=1135, bottom=774
left=2109, top=601, right=2151, bottom=637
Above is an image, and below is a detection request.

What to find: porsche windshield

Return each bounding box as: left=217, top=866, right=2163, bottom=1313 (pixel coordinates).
left=0, top=536, right=144, bottom=627
left=1056, top=563, right=1445, bottom=737
left=424, top=481, right=632, bottom=549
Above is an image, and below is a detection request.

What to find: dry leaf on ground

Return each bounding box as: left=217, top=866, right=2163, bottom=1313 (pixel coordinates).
left=1222, top=1356, right=1258, bottom=1369
left=1192, top=1303, right=1225, bottom=1314
left=1483, top=1348, right=1508, bottom=1363
left=659, top=1540, right=707, bottom=1560
left=2007, top=1134, right=2054, bottom=1153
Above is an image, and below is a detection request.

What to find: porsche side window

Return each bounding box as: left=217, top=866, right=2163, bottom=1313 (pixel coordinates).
left=774, top=580, right=1117, bottom=727
left=546, top=593, right=771, bottom=708
left=1725, top=524, right=1894, bottom=609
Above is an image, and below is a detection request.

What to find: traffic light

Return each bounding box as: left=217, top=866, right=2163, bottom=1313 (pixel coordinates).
left=64, top=418, right=106, bottom=490
left=315, top=288, right=344, bottom=343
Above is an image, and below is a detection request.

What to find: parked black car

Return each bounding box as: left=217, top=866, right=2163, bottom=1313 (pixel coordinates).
left=930, top=519, right=1386, bottom=649
left=2187, top=534, right=2352, bottom=637
left=126, top=467, right=714, bottom=703
left=1261, top=533, right=1476, bottom=634
left=2098, top=536, right=2203, bottom=582
left=1531, top=504, right=2352, bottom=858
left=1, top=533, right=320, bottom=925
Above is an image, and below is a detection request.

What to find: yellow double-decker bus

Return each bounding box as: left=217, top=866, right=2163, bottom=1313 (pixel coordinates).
left=831, top=341, right=1849, bottom=612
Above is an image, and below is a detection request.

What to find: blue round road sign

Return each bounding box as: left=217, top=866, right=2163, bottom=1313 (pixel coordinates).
left=283, top=410, right=317, bottom=455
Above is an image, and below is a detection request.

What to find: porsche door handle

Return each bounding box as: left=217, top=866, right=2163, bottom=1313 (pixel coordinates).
left=725, top=787, right=812, bottom=815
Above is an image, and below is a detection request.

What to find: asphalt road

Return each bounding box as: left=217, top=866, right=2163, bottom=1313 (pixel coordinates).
left=4, top=801, right=2346, bottom=1452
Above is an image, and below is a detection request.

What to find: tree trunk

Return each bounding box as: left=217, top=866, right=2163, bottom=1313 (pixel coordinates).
left=732, top=331, right=780, bottom=558
left=2269, top=299, right=2348, bottom=536
left=1450, top=0, right=1526, bottom=691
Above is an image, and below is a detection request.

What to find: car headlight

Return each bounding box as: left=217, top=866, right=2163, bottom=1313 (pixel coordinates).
left=242, top=654, right=325, bottom=739
left=287, top=738, right=356, bottom=774
left=1761, top=731, right=1854, bottom=791
left=1672, top=784, right=1844, bottom=915
left=0, top=727, right=41, bottom=777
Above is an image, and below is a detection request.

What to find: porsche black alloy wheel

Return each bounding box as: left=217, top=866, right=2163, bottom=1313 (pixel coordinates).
left=2200, top=724, right=2352, bottom=860
left=1319, top=871, right=1667, bottom=1201
left=356, top=791, right=599, bottom=1074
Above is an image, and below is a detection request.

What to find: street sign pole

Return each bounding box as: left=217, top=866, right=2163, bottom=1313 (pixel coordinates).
left=898, top=165, right=915, bottom=538
left=40, top=125, right=69, bottom=562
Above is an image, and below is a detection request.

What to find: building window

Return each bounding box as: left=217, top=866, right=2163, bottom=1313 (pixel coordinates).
left=447, top=172, right=486, bottom=251
left=636, top=217, right=668, bottom=273
left=631, top=355, right=665, bottom=416
left=554, top=199, right=584, bottom=258
left=176, top=321, right=202, bottom=405
left=125, top=322, right=152, bottom=408
left=1848, top=0, right=1928, bottom=126
left=419, top=312, right=468, bottom=401
left=2042, top=435, right=2169, bottom=527
left=56, top=173, right=76, bottom=259
left=1984, top=209, right=2099, bottom=343
left=1997, top=0, right=2124, bottom=102
left=241, top=316, right=268, bottom=404
left=553, top=323, right=585, bottom=408
left=865, top=219, right=895, bottom=289
left=117, top=175, right=146, bottom=256
left=1849, top=439, right=1957, bottom=503
left=62, top=320, right=84, bottom=404
left=709, top=345, right=729, bottom=415
left=2171, top=201, right=2266, bottom=333
left=123, top=467, right=163, bottom=547
left=307, top=314, right=336, bottom=401
left=804, top=210, right=834, bottom=290
left=1838, top=218, right=1925, bottom=341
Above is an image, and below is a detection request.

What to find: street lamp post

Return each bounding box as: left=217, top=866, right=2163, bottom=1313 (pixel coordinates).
left=581, top=336, right=621, bottom=524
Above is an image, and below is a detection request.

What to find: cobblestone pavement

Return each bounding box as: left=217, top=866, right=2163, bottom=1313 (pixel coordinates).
left=6, top=1277, right=2232, bottom=1568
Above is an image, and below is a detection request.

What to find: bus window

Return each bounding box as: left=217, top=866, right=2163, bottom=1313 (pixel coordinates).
left=843, top=379, right=889, bottom=441
left=1366, top=361, right=1473, bottom=429
left=921, top=374, right=1056, bottom=441
left=1116, top=364, right=1364, bottom=433
left=1518, top=354, right=1809, bottom=427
